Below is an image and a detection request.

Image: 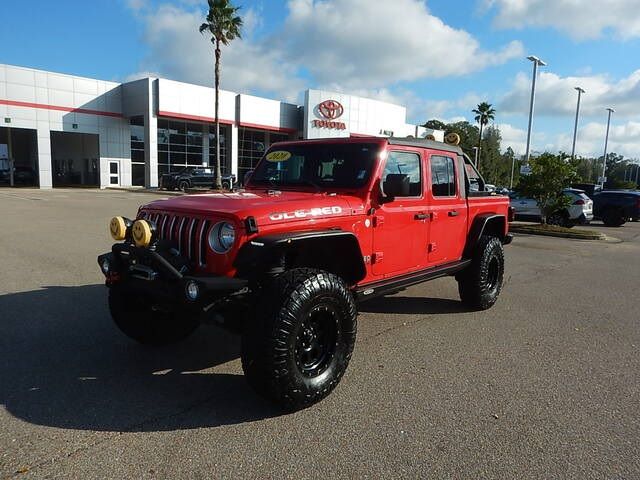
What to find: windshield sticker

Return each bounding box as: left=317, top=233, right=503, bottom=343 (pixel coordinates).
left=266, top=151, right=292, bottom=162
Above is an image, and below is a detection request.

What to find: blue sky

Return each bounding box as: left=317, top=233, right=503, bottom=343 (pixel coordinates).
left=1, top=0, right=639, bottom=158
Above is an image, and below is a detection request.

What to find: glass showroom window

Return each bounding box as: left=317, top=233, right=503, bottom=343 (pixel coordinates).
left=208, top=124, right=230, bottom=175
left=158, top=119, right=208, bottom=182
left=130, top=116, right=145, bottom=186
left=238, top=129, right=291, bottom=184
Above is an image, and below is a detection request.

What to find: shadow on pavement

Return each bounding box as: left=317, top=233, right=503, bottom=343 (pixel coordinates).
left=0, top=285, right=281, bottom=432
left=359, top=296, right=470, bottom=315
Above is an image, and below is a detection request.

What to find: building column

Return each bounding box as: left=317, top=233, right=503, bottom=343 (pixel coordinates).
left=144, top=79, right=158, bottom=188
left=37, top=128, right=52, bottom=189
left=202, top=123, right=209, bottom=167
left=230, top=124, right=239, bottom=179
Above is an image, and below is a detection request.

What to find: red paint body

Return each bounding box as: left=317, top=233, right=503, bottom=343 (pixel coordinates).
left=139, top=138, right=509, bottom=286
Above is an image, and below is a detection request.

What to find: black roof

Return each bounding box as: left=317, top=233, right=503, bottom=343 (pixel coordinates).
left=387, top=137, right=463, bottom=155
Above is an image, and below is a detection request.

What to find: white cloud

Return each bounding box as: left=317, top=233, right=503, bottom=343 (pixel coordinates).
left=496, top=123, right=527, bottom=155
left=284, top=0, right=523, bottom=88
left=126, top=0, right=147, bottom=12
left=500, top=70, right=640, bottom=119
left=494, top=120, right=640, bottom=159
left=132, top=5, right=304, bottom=101
left=554, top=121, right=640, bottom=159
left=127, top=0, right=523, bottom=102
left=485, top=0, right=640, bottom=40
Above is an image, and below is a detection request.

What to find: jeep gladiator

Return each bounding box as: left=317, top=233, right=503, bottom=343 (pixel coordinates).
left=98, top=136, right=512, bottom=410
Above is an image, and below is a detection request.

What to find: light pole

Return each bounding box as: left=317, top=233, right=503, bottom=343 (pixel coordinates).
left=571, top=87, right=585, bottom=159
left=524, top=55, right=546, bottom=164
left=601, top=107, right=615, bottom=189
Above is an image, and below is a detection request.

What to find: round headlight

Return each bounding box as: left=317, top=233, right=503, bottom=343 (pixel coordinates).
left=208, top=222, right=236, bottom=253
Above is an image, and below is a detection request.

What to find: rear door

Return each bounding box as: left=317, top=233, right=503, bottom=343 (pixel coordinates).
left=426, top=153, right=468, bottom=265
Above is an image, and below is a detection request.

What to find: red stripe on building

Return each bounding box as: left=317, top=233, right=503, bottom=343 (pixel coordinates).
left=0, top=99, right=123, bottom=118
left=157, top=110, right=235, bottom=125
left=238, top=122, right=297, bottom=134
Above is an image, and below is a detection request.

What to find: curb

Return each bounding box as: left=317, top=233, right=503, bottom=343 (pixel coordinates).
left=509, top=224, right=604, bottom=241
left=106, top=187, right=184, bottom=196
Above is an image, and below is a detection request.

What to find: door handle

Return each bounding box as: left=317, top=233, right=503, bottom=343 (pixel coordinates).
left=448, top=210, right=459, bottom=217
left=414, top=213, right=429, bottom=220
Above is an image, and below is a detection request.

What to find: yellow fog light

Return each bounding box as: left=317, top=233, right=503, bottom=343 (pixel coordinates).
left=109, top=216, right=129, bottom=241
left=132, top=219, right=153, bottom=247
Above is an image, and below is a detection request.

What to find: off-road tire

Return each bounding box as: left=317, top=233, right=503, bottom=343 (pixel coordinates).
left=178, top=180, right=189, bottom=192
left=241, top=268, right=357, bottom=410
left=602, top=209, right=626, bottom=227
left=108, top=287, right=199, bottom=345
left=457, top=235, right=505, bottom=310
left=222, top=180, right=231, bottom=190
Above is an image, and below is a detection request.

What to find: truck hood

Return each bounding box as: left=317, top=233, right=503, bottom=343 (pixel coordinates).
left=142, top=190, right=366, bottom=226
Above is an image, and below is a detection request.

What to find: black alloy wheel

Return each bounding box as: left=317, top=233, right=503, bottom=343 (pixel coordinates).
left=295, top=304, right=339, bottom=378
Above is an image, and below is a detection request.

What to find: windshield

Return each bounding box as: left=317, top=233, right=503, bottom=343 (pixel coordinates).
left=249, top=143, right=379, bottom=190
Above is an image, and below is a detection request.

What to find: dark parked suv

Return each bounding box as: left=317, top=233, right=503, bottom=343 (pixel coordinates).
left=0, top=165, right=37, bottom=186
left=160, top=167, right=236, bottom=191
left=593, top=190, right=640, bottom=226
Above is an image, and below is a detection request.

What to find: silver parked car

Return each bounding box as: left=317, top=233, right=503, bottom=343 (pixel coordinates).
left=509, top=189, right=593, bottom=227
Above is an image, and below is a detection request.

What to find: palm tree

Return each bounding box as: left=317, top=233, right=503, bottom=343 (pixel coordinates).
left=200, top=0, right=242, bottom=190
left=472, top=102, right=496, bottom=169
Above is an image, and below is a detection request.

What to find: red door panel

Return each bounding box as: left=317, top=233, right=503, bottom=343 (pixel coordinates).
left=426, top=154, right=467, bottom=265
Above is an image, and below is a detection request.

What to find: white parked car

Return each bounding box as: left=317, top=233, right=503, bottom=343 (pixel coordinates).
left=509, top=189, right=593, bottom=227
left=561, top=189, right=594, bottom=225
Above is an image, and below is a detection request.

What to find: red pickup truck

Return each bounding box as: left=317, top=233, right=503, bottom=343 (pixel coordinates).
left=99, top=136, right=512, bottom=410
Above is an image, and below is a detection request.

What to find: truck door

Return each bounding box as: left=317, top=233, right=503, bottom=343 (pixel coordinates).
left=426, top=153, right=468, bottom=265
left=371, top=149, right=429, bottom=277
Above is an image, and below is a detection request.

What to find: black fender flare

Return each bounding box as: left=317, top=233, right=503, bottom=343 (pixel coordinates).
left=464, top=214, right=507, bottom=258
left=234, top=230, right=367, bottom=285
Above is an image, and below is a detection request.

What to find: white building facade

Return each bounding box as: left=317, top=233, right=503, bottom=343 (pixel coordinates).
left=0, top=64, right=442, bottom=189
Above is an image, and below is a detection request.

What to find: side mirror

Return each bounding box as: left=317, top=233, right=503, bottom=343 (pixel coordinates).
left=381, top=173, right=410, bottom=202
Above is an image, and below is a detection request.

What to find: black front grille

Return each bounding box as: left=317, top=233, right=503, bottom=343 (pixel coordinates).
left=140, top=212, right=210, bottom=267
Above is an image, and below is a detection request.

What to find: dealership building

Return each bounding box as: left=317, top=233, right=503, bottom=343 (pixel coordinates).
left=0, top=63, right=441, bottom=189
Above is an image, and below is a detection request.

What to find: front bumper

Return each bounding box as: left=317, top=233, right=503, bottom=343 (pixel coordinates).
left=97, top=243, right=248, bottom=307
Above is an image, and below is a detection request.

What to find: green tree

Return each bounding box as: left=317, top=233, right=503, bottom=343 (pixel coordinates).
left=444, top=121, right=479, bottom=157
left=200, top=0, right=242, bottom=189
left=570, top=156, right=598, bottom=183
left=472, top=102, right=496, bottom=166
left=518, top=153, right=578, bottom=224
left=502, top=146, right=520, bottom=188
left=422, top=119, right=446, bottom=131
left=478, top=125, right=505, bottom=185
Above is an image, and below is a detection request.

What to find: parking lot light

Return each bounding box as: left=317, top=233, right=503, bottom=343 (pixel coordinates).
left=571, top=87, right=585, bottom=160
left=601, top=108, right=615, bottom=188
left=525, top=56, right=547, bottom=164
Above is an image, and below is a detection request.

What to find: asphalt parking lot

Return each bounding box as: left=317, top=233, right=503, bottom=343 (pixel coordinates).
left=1, top=188, right=639, bottom=479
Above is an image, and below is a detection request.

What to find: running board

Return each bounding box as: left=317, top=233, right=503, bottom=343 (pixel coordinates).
left=354, top=260, right=471, bottom=303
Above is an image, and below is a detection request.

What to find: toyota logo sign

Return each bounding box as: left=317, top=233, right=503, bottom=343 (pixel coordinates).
left=314, top=100, right=346, bottom=130
left=318, top=100, right=344, bottom=120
